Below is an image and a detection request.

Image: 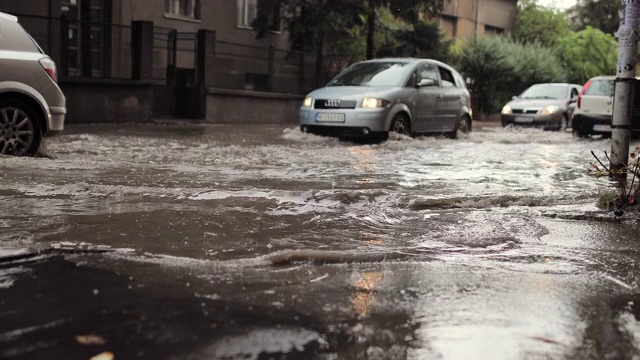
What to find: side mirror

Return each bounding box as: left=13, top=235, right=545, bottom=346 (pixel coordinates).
left=418, top=79, right=436, bottom=87
left=511, top=95, right=518, bottom=100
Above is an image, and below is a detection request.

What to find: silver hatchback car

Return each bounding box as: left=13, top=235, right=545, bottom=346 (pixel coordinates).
left=299, top=58, right=472, bottom=140
left=0, top=11, right=66, bottom=156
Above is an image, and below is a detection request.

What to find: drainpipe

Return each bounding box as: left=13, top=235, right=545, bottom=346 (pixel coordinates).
left=610, top=2, right=640, bottom=176
left=475, top=0, right=479, bottom=37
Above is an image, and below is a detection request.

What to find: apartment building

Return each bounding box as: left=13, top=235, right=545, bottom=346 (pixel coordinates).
left=441, top=0, right=518, bottom=39
left=0, top=0, right=518, bottom=123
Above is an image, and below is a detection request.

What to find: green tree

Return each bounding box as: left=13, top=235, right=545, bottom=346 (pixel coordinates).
left=555, top=26, right=618, bottom=84
left=574, top=0, right=620, bottom=35
left=253, top=0, right=447, bottom=59
left=458, top=36, right=566, bottom=117
left=362, top=0, right=446, bottom=59
left=375, top=7, right=452, bottom=60
left=514, top=1, right=571, bottom=47
left=458, top=36, right=511, bottom=117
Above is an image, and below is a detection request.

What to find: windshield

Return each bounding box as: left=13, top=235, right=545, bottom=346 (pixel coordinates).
left=585, top=79, right=614, bottom=96
left=519, top=84, right=568, bottom=100
left=327, top=61, right=410, bottom=87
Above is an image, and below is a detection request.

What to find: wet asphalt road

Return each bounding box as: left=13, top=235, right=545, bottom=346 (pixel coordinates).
left=1, top=122, right=640, bottom=359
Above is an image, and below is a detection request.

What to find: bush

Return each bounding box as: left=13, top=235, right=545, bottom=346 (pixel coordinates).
left=458, top=36, right=566, bottom=117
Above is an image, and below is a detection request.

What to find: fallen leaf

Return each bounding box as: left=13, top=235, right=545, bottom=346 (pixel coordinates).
left=90, top=352, right=114, bottom=360
left=76, top=335, right=106, bottom=345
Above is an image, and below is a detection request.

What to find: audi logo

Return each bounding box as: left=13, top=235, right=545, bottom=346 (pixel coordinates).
left=324, top=99, right=341, bottom=107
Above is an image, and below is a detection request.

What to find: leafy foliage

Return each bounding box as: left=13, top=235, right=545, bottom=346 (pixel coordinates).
left=574, top=0, right=620, bottom=35
left=375, top=13, right=452, bottom=60
left=515, top=1, right=571, bottom=47
left=458, top=36, right=565, bottom=115
left=555, top=26, right=618, bottom=84
left=458, top=36, right=511, bottom=115
left=252, top=0, right=447, bottom=59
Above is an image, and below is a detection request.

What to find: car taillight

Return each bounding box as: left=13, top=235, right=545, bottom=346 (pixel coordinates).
left=577, top=79, right=591, bottom=109
left=38, top=57, right=57, bottom=82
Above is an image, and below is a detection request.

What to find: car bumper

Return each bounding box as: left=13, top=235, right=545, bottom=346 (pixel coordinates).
left=299, top=107, right=391, bottom=134
left=501, top=113, right=562, bottom=128
left=47, top=106, right=66, bottom=135
left=571, top=113, right=612, bottom=135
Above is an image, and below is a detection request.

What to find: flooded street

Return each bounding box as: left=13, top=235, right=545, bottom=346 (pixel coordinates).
left=2, top=122, right=640, bottom=359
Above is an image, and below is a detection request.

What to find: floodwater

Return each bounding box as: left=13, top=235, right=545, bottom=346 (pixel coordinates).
left=1, top=123, right=640, bottom=359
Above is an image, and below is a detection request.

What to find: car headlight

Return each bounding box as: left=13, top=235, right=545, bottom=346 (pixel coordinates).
left=302, top=96, right=313, bottom=108
left=539, top=105, right=560, bottom=115
left=501, top=105, right=512, bottom=115
left=362, top=97, right=389, bottom=108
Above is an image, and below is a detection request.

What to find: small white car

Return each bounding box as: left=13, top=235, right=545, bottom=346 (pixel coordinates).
left=0, top=11, right=66, bottom=156
left=571, top=75, right=615, bottom=138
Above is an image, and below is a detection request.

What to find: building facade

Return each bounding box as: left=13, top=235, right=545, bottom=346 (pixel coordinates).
left=440, top=0, right=518, bottom=39
left=0, top=0, right=518, bottom=123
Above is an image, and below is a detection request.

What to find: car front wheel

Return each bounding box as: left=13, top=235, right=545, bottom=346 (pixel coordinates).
left=557, top=115, right=568, bottom=132
left=0, top=99, right=42, bottom=156
left=390, top=114, right=412, bottom=137
left=573, top=129, right=588, bottom=139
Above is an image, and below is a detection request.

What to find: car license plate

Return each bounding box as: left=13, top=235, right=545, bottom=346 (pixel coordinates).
left=315, top=113, right=345, bottom=122
left=593, top=124, right=611, bottom=132
left=514, top=116, right=532, bottom=123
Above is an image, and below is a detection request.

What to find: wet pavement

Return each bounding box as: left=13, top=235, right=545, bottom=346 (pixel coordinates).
left=1, top=122, right=640, bottom=359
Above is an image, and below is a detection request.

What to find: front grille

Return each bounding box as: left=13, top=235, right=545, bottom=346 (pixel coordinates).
left=512, top=109, right=537, bottom=114
left=314, top=99, right=357, bottom=109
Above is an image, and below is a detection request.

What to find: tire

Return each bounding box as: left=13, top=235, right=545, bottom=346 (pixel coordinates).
left=573, top=129, right=588, bottom=138
left=389, top=113, right=412, bottom=137
left=0, top=98, right=42, bottom=156
left=447, top=115, right=471, bottom=139
left=557, top=115, right=568, bottom=132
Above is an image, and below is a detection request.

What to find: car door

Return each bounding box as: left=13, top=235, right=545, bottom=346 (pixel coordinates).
left=436, top=66, right=461, bottom=131
left=413, top=62, right=440, bottom=132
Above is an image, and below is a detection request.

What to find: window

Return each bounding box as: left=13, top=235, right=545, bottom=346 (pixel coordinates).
left=165, top=0, right=200, bottom=19
left=484, top=25, right=504, bottom=36
left=571, top=87, right=580, bottom=99
left=585, top=80, right=615, bottom=96
left=417, top=63, right=439, bottom=85
left=438, top=67, right=456, bottom=88
left=237, top=0, right=280, bottom=31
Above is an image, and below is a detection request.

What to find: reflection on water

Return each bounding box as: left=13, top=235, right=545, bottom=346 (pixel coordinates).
left=351, top=271, right=384, bottom=318
left=3, top=124, right=640, bottom=358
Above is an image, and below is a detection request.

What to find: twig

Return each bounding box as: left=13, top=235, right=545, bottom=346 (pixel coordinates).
left=591, top=151, right=610, bottom=172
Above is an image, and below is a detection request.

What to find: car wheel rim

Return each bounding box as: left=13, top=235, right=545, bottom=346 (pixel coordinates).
left=392, top=119, right=409, bottom=135
left=459, top=118, right=470, bottom=134
left=0, top=107, right=34, bottom=156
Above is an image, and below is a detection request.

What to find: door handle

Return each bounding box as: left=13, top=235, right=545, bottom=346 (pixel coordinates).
left=437, top=94, right=444, bottom=100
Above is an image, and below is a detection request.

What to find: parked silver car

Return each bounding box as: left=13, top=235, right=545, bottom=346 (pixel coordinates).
left=299, top=58, right=472, bottom=140
left=0, top=11, right=65, bottom=156
left=500, top=83, right=582, bottom=131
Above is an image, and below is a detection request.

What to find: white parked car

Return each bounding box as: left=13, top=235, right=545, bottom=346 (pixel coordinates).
left=0, top=11, right=66, bottom=156
left=571, top=76, right=615, bottom=138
